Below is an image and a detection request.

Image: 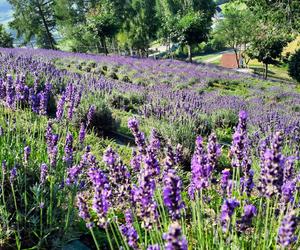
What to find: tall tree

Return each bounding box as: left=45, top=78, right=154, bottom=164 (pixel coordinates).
left=9, top=0, right=56, bottom=49
left=243, top=0, right=300, bottom=32
left=123, top=0, right=159, bottom=56
left=0, top=25, right=13, bottom=48
left=86, top=0, right=120, bottom=55
left=214, top=4, right=254, bottom=67
left=247, top=20, right=291, bottom=79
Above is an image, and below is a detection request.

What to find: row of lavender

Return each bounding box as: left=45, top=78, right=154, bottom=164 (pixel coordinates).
left=1, top=49, right=300, bottom=146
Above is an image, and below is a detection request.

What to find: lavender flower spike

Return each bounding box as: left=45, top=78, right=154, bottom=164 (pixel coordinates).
left=40, top=163, right=48, bottom=185
left=278, top=210, right=298, bottom=247
left=163, top=222, right=188, bottom=250
left=77, top=194, right=93, bottom=229
left=220, top=198, right=240, bottom=232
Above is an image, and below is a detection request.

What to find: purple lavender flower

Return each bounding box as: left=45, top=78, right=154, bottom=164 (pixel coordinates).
left=149, top=128, right=161, bottom=153
left=237, top=204, right=257, bottom=231
left=92, top=184, right=111, bottom=228
left=278, top=211, right=298, bottom=247
left=163, top=222, right=188, bottom=250
left=10, top=167, right=17, bottom=183
left=29, top=88, right=39, bottom=113
left=220, top=198, right=240, bottom=232
left=103, top=146, right=118, bottom=166
left=220, top=169, right=231, bottom=196
left=5, top=75, right=15, bottom=108
left=147, top=245, right=161, bottom=250
left=229, top=111, right=248, bottom=169
left=189, top=136, right=210, bottom=198
left=175, top=144, right=183, bottom=165
left=79, top=122, right=86, bottom=144
left=87, top=105, right=96, bottom=127
left=131, top=150, right=142, bottom=172
left=40, top=163, right=48, bottom=185
left=63, top=133, right=73, bottom=167
left=39, top=91, right=48, bottom=115
left=163, top=169, right=184, bottom=220
left=120, top=210, right=139, bottom=249
left=56, top=92, right=66, bottom=121
left=67, top=95, right=75, bottom=120
left=77, top=194, right=94, bottom=229
left=128, top=118, right=146, bottom=155
left=241, top=169, right=255, bottom=197
left=207, top=133, right=221, bottom=171
left=281, top=181, right=296, bottom=204
left=65, top=165, right=82, bottom=186
left=24, top=146, right=31, bottom=164
left=284, top=156, right=296, bottom=183
left=164, top=144, right=176, bottom=173
left=258, top=132, right=284, bottom=197
left=2, top=161, right=6, bottom=176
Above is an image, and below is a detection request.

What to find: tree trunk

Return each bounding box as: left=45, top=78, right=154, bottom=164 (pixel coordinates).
left=101, top=37, right=108, bottom=55
left=187, top=44, right=192, bottom=63
left=36, top=2, right=54, bottom=49
left=234, top=48, right=240, bottom=68
left=265, top=63, right=268, bottom=79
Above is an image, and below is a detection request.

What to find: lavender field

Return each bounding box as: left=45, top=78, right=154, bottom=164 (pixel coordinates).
left=0, top=48, right=299, bottom=249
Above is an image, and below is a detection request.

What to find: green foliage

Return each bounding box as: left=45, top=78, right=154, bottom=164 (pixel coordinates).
left=8, top=0, right=56, bottom=49
left=0, top=25, right=13, bottom=48
left=288, top=49, right=300, bottom=83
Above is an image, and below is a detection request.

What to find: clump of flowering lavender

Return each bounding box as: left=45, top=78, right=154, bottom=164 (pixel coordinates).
left=189, top=136, right=210, bottom=198
left=87, top=105, right=96, bottom=127
left=79, top=122, right=86, bottom=145
left=163, top=222, right=188, bottom=250
left=163, top=169, right=185, bottom=220
left=56, top=92, right=66, bottom=121
left=220, top=169, right=231, bottom=196
left=220, top=198, right=240, bottom=232
left=40, top=163, right=48, bottom=185
left=128, top=118, right=146, bottom=155
left=120, top=209, right=139, bottom=250
left=103, top=146, right=118, bottom=166
left=258, top=132, right=284, bottom=197
left=24, top=146, right=31, bottom=165
left=63, top=133, right=74, bottom=167
left=277, top=210, right=298, bottom=247
left=237, top=204, right=257, bottom=231
left=77, top=194, right=93, bottom=229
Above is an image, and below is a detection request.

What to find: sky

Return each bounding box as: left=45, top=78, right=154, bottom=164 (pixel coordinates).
left=0, top=0, right=13, bottom=27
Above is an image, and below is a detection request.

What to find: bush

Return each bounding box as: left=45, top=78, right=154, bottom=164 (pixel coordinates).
left=73, top=93, right=115, bottom=135
left=288, top=49, right=300, bottom=83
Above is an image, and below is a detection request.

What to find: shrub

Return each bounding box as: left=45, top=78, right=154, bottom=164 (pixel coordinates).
left=73, top=93, right=115, bottom=135
left=288, top=49, right=300, bottom=83
left=211, top=109, right=238, bottom=129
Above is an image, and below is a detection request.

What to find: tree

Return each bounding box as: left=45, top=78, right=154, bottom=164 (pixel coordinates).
left=86, top=0, right=120, bottom=55
left=214, top=4, right=254, bottom=68
left=288, top=49, right=300, bottom=83
left=247, top=20, right=291, bottom=79
left=176, top=11, right=210, bottom=62
left=123, top=0, right=159, bottom=56
left=243, top=0, right=300, bottom=32
left=8, top=0, right=56, bottom=49
left=0, top=25, right=13, bottom=48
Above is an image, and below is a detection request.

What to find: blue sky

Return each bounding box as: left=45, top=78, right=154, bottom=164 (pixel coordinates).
left=0, top=0, right=13, bottom=27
